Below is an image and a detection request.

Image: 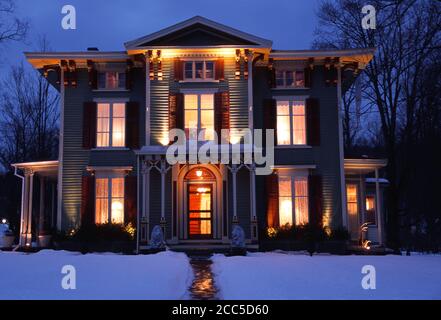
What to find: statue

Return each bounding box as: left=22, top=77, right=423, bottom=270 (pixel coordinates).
left=150, top=225, right=165, bottom=249
left=231, top=225, right=246, bottom=249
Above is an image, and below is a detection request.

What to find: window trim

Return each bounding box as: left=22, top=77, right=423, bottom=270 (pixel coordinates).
left=364, top=193, right=377, bottom=226
left=94, top=175, right=125, bottom=224
left=277, top=171, right=309, bottom=227
left=95, top=101, right=126, bottom=148
left=275, top=98, right=308, bottom=146
left=275, top=69, right=307, bottom=89
left=181, top=59, right=217, bottom=82
left=183, top=92, right=215, bottom=141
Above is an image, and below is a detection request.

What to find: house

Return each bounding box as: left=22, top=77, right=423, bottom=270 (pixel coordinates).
left=12, top=16, right=387, bottom=251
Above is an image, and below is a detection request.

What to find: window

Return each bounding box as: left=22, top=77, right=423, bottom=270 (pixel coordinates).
left=278, top=175, right=309, bottom=226
left=365, top=195, right=376, bottom=224
left=276, top=100, right=306, bottom=145
left=184, top=94, right=214, bottom=141
left=95, top=177, right=124, bottom=224
left=98, top=71, right=126, bottom=90
left=96, top=103, right=125, bottom=147
left=183, top=61, right=215, bottom=81
left=276, top=70, right=305, bottom=88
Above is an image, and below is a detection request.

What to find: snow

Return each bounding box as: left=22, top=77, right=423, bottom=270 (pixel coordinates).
left=0, top=250, right=193, bottom=300
left=212, top=252, right=441, bottom=300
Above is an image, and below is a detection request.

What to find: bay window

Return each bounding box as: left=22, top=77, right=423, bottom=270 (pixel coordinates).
left=95, top=177, right=124, bottom=224
left=276, top=70, right=305, bottom=88
left=98, top=71, right=126, bottom=90
left=184, top=93, right=215, bottom=140
left=278, top=175, right=309, bottom=226
left=184, top=61, right=215, bottom=80
left=276, top=100, right=307, bottom=145
left=96, top=102, right=126, bottom=147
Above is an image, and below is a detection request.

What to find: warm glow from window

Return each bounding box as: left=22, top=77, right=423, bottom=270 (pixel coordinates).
left=277, top=100, right=306, bottom=146
left=278, top=175, right=309, bottom=226
left=97, top=103, right=125, bottom=147
left=184, top=93, right=214, bottom=141
left=275, top=70, right=305, bottom=88
left=95, top=177, right=124, bottom=224
left=365, top=195, right=376, bottom=224
left=346, top=184, right=358, bottom=216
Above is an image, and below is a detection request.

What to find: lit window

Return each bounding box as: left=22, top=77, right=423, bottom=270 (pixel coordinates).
left=95, top=177, right=124, bottom=224
left=96, top=103, right=125, bottom=147
left=183, top=61, right=215, bottom=80
left=365, top=195, right=376, bottom=224
left=278, top=175, right=309, bottom=226
left=276, top=100, right=306, bottom=145
left=275, top=70, right=305, bottom=88
left=184, top=94, right=214, bottom=141
left=98, top=71, right=126, bottom=89
left=346, top=184, right=358, bottom=216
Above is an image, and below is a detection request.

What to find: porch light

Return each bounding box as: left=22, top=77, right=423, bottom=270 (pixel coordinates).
left=195, top=170, right=203, bottom=177
left=196, top=187, right=209, bottom=193
left=1, top=218, right=6, bottom=224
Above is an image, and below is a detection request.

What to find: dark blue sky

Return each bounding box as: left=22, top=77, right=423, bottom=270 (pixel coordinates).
left=0, top=0, right=320, bottom=71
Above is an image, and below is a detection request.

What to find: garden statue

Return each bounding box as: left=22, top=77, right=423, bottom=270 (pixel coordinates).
left=150, top=225, right=165, bottom=249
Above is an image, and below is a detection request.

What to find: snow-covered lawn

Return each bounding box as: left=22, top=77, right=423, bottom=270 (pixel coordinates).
left=212, top=252, right=441, bottom=300
left=0, top=250, right=193, bottom=300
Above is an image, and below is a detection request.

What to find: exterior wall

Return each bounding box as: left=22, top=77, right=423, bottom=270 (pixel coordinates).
left=253, top=64, right=344, bottom=230
left=61, top=67, right=145, bottom=231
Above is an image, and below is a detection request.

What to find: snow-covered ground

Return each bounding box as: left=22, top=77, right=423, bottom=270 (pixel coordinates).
left=0, top=250, right=193, bottom=300
left=212, top=252, right=441, bottom=300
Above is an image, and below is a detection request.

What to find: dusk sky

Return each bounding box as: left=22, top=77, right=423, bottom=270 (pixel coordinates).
left=0, top=0, right=321, bottom=71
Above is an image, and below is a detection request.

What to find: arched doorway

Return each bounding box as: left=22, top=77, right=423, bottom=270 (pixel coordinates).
left=184, top=167, right=216, bottom=239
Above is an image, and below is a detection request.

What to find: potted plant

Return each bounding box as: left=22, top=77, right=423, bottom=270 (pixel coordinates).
left=0, top=222, right=15, bottom=248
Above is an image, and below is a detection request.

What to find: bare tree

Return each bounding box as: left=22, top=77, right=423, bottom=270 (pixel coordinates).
left=0, top=0, right=28, bottom=44
left=314, top=0, right=441, bottom=249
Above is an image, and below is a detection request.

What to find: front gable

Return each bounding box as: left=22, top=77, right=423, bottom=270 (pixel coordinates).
left=125, top=16, right=272, bottom=49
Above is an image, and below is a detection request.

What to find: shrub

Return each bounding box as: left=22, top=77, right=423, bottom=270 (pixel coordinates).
left=329, top=227, right=350, bottom=241
left=72, top=223, right=133, bottom=243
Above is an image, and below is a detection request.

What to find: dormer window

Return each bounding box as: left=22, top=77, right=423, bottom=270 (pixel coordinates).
left=184, top=61, right=215, bottom=81
left=98, top=71, right=126, bottom=90
left=276, top=70, right=305, bottom=88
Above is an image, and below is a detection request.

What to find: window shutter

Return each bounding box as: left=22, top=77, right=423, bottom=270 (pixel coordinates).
left=126, top=60, right=133, bottom=90
left=263, top=99, right=277, bottom=145
left=266, top=173, right=279, bottom=228
left=174, top=58, right=183, bottom=81
left=169, top=93, right=184, bottom=135
left=304, top=67, right=312, bottom=88
left=306, top=98, right=320, bottom=146
left=308, top=174, right=323, bottom=227
left=83, top=102, right=97, bottom=149
left=81, top=175, right=95, bottom=226
left=126, top=101, right=140, bottom=149
left=269, top=68, right=276, bottom=88
left=215, top=59, right=224, bottom=81
left=124, top=175, right=137, bottom=224
left=325, top=66, right=337, bottom=86
left=214, top=91, right=230, bottom=138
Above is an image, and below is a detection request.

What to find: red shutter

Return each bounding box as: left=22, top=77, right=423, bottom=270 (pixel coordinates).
left=124, top=175, right=137, bottom=224
left=215, top=59, right=224, bottom=80
left=81, top=175, right=95, bottom=226
left=263, top=99, right=277, bottom=145
left=83, top=102, right=97, bottom=149
left=169, top=93, right=184, bottom=136
left=174, top=58, right=183, bottom=81
left=125, top=101, right=140, bottom=149
left=214, top=92, right=230, bottom=139
left=266, top=173, right=279, bottom=228
left=308, top=174, right=323, bottom=227
left=304, top=67, right=312, bottom=88
left=306, top=98, right=320, bottom=146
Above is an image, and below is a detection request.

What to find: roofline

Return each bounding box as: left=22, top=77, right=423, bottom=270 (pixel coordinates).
left=124, top=16, right=273, bottom=49
left=344, top=158, right=387, bottom=170
left=24, top=51, right=129, bottom=60
left=270, top=47, right=376, bottom=60
left=11, top=160, right=59, bottom=171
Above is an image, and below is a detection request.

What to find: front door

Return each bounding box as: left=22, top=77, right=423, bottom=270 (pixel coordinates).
left=187, top=183, right=213, bottom=239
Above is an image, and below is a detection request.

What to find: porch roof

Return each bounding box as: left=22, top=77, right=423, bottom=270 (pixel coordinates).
left=344, top=158, right=387, bottom=174
left=11, top=160, right=59, bottom=175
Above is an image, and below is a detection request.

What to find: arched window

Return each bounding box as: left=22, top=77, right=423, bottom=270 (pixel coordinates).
left=184, top=167, right=215, bottom=180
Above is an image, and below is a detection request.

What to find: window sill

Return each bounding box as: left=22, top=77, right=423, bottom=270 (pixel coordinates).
left=275, top=145, right=312, bottom=149
left=92, top=89, right=129, bottom=92
left=272, top=87, right=310, bottom=90
left=91, top=147, right=130, bottom=151
left=179, top=80, right=220, bottom=83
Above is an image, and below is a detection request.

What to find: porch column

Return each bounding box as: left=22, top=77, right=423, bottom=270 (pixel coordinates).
left=159, top=158, right=171, bottom=234
left=247, top=50, right=254, bottom=130
left=230, top=164, right=239, bottom=224
left=38, top=176, right=45, bottom=236
left=249, top=163, right=258, bottom=240
left=140, top=159, right=151, bottom=245
left=375, top=168, right=384, bottom=245
left=20, top=169, right=34, bottom=247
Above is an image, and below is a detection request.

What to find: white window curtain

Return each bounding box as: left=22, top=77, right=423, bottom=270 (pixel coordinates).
left=278, top=175, right=309, bottom=226
left=96, top=102, right=126, bottom=147
left=276, top=100, right=306, bottom=146
left=95, top=177, right=125, bottom=224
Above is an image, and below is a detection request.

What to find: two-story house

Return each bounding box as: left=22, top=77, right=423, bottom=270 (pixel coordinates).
left=12, top=16, right=387, bottom=251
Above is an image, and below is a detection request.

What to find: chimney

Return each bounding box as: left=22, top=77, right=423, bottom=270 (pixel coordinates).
left=87, top=47, right=99, bottom=51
